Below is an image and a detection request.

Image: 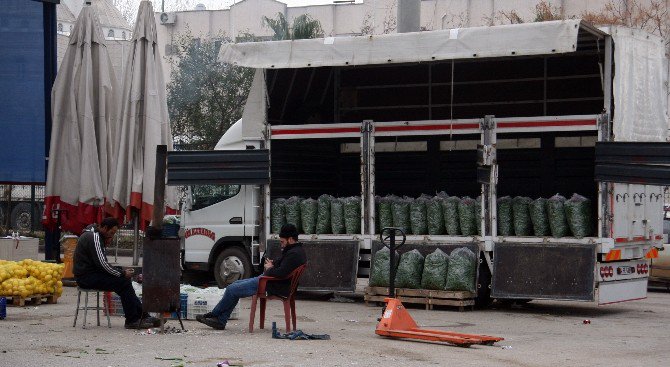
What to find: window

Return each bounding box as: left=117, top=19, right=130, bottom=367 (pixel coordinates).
left=190, top=184, right=241, bottom=211
left=108, top=29, right=114, bottom=38
left=57, top=23, right=63, bottom=32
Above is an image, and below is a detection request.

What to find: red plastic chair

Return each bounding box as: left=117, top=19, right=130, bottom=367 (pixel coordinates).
left=248, top=263, right=307, bottom=333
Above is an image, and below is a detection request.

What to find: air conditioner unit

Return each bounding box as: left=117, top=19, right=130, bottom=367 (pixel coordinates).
left=159, top=12, right=176, bottom=25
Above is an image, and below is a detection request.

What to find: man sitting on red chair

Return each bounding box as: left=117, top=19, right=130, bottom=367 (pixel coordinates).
left=197, top=223, right=307, bottom=330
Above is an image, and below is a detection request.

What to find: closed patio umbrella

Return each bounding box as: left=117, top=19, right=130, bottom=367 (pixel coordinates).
left=43, top=4, right=118, bottom=235
left=106, top=0, right=177, bottom=234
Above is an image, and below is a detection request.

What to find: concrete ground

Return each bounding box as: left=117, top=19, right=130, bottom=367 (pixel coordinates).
left=2, top=283, right=670, bottom=367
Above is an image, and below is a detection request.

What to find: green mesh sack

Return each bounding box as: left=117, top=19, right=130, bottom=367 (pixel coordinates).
left=497, top=196, right=514, bottom=236
left=427, top=196, right=446, bottom=235
left=394, top=249, right=425, bottom=289
left=512, top=196, right=533, bottom=236
left=316, top=194, right=333, bottom=234
left=330, top=198, right=345, bottom=234
left=392, top=197, right=412, bottom=234
left=548, top=194, right=570, bottom=238
left=377, top=196, right=395, bottom=234
left=271, top=199, right=286, bottom=234
left=344, top=196, right=361, bottom=234
left=458, top=197, right=477, bottom=236
left=565, top=194, right=592, bottom=238
left=285, top=196, right=302, bottom=232
left=410, top=195, right=430, bottom=235
left=369, top=247, right=399, bottom=287
left=475, top=196, right=482, bottom=235
left=442, top=196, right=461, bottom=235
left=300, top=198, right=318, bottom=234
left=530, top=198, right=550, bottom=236
left=420, top=248, right=449, bottom=290
left=445, top=247, right=477, bottom=292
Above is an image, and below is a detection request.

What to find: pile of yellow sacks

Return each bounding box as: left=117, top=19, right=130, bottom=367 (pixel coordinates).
left=0, top=259, right=64, bottom=298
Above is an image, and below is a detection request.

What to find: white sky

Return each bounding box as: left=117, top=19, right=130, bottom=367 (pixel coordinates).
left=157, top=0, right=362, bottom=11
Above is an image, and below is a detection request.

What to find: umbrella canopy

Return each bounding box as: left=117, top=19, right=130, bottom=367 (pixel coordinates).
left=106, top=0, right=177, bottom=228
left=43, top=5, right=118, bottom=234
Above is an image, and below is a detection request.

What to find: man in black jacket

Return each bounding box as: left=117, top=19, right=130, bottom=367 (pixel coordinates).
left=74, top=217, right=158, bottom=329
left=197, top=223, right=307, bottom=330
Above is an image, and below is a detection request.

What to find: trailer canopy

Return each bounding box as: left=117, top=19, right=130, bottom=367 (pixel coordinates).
left=219, top=19, right=604, bottom=69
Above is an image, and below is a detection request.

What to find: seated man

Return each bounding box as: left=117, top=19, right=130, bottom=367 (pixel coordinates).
left=197, top=223, right=307, bottom=330
left=73, top=217, right=159, bottom=329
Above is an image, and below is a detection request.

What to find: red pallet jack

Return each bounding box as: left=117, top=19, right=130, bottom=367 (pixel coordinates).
left=374, top=228, right=504, bottom=348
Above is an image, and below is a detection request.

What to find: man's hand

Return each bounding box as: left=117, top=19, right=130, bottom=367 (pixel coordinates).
left=263, top=258, right=274, bottom=271
left=123, top=268, right=134, bottom=279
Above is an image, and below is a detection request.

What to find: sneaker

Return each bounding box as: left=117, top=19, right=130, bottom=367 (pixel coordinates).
left=124, top=318, right=155, bottom=329
left=196, top=314, right=226, bottom=330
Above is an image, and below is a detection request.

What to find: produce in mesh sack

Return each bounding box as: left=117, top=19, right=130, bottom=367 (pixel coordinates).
left=442, top=196, right=461, bottom=235
left=330, top=198, right=345, bottom=234
left=427, top=195, right=446, bottom=235
left=445, top=247, right=477, bottom=292
left=284, top=196, right=302, bottom=232
left=547, top=194, right=570, bottom=238
left=564, top=193, right=592, bottom=238
left=475, top=196, right=482, bottom=235
left=512, top=196, right=533, bottom=236
left=271, top=198, right=286, bottom=234
left=497, top=196, right=513, bottom=236
left=420, top=248, right=449, bottom=290
left=369, top=247, right=399, bottom=287
left=394, top=249, right=425, bottom=289
left=458, top=197, right=477, bottom=236
left=300, top=198, right=318, bottom=234
left=377, top=195, right=395, bottom=233
left=410, top=195, right=430, bottom=235
left=316, top=194, right=333, bottom=234
left=392, top=197, right=412, bottom=233
left=530, top=198, right=550, bottom=236
left=344, top=196, right=361, bottom=234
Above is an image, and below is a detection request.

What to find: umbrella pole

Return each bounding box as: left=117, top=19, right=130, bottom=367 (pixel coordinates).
left=132, top=210, right=140, bottom=266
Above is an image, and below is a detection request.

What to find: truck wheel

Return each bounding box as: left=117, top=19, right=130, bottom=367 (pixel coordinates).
left=214, top=246, right=252, bottom=288
left=10, top=203, right=35, bottom=231
left=475, top=260, right=493, bottom=308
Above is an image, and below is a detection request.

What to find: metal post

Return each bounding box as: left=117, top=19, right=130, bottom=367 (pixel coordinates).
left=388, top=230, right=396, bottom=298
left=361, top=120, right=375, bottom=235
left=132, top=213, right=139, bottom=266
left=152, top=145, right=168, bottom=231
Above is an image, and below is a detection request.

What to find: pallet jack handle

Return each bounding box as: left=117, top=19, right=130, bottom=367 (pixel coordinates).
left=380, top=227, right=406, bottom=298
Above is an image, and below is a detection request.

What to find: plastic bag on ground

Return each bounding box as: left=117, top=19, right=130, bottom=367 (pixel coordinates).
left=547, top=194, right=570, bottom=238
left=445, top=247, right=477, bottom=293
left=300, top=198, right=318, bottom=234
left=564, top=193, right=592, bottom=238
left=410, top=195, right=430, bottom=235
left=284, top=196, right=302, bottom=232
left=392, top=197, right=412, bottom=234
left=458, top=197, right=477, bottom=236
left=394, top=249, right=425, bottom=289
left=330, top=198, right=345, bottom=234
left=271, top=199, right=286, bottom=234
left=369, top=247, right=399, bottom=287
left=420, top=248, right=449, bottom=290
left=497, top=196, right=513, bottom=236
left=378, top=195, right=395, bottom=234
left=442, top=196, right=461, bottom=235
left=512, top=196, right=533, bottom=236
left=343, top=196, right=361, bottom=234
left=530, top=198, right=550, bottom=236
left=427, top=195, right=446, bottom=235
left=316, top=194, right=333, bottom=234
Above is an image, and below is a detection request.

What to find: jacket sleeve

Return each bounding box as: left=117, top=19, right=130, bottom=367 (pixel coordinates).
left=90, top=232, right=123, bottom=277
left=263, top=250, right=302, bottom=278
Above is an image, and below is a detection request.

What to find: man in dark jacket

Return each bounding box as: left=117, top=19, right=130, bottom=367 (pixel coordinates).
left=197, top=223, right=307, bottom=330
left=74, top=217, right=158, bottom=329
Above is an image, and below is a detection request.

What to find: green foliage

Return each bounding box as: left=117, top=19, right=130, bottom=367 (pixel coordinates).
left=263, top=13, right=324, bottom=41
left=167, top=32, right=256, bottom=150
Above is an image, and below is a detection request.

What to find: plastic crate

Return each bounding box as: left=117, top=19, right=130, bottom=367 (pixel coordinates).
left=0, top=296, right=6, bottom=320
left=185, top=292, right=240, bottom=320
left=162, top=224, right=180, bottom=238
left=103, top=292, right=124, bottom=316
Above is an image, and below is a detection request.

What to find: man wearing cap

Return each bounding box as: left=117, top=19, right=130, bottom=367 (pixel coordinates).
left=197, top=223, right=307, bottom=330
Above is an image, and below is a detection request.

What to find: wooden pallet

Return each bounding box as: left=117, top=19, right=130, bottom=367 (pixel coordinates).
left=5, top=293, right=60, bottom=307
left=364, top=287, right=475, bottom=311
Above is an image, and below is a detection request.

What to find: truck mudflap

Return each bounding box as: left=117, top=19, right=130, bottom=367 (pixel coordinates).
left=265, top=240, right=360, bottom=292
left=491, top=242, right=596, bottom=301
left=597, top=278, right=647, bottom=305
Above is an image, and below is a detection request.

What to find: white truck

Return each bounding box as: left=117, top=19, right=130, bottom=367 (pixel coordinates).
left=175, top=20, right=669, bottom=305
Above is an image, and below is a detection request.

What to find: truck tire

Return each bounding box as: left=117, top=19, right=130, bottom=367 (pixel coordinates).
left=10, top=202, right=35, bottom=231
left=475, top=258, right=493, bottom=308
left=214, top=246, right=252, bottom=288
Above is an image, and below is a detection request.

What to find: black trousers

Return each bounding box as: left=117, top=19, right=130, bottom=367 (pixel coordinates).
left=76, top=272, right=142, bottom=323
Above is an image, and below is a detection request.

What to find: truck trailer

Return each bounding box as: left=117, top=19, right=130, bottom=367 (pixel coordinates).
left=172, top=20, right=669, bottom=306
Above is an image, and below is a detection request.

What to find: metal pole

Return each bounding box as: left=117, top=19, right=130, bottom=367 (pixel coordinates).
left=388, top=230, right=396, bottom=298
left=132, top=213, right=139, bottom=266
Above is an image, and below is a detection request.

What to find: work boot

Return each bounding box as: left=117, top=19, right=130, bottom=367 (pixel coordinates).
left=196, top=314, right=226, bottom=330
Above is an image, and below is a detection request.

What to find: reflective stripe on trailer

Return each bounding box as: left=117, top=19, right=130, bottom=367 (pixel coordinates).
left=605, top=249, right=622, bottom=261
left=645, top=247, right=659, bottom=259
